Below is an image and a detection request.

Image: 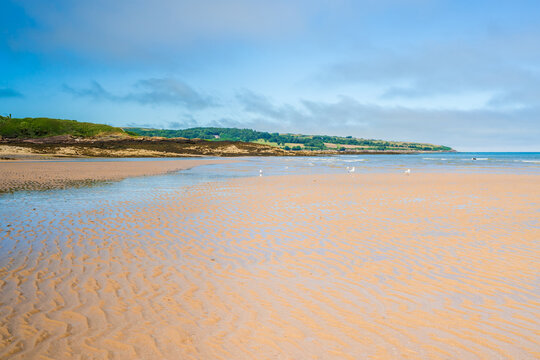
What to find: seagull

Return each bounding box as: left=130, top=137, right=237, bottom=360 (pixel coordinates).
left=259, top=169, right=263, bottom=177
left=348, top=166, right=355, bottom=173
left=405, top=169, right=411, bottom=175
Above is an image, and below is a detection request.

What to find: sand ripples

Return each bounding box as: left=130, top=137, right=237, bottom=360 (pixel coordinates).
left=0, top=173, right=539, bottom=359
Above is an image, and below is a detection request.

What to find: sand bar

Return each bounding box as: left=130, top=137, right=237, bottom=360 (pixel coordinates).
left=0, top=158, right=233, bottom=192
left=0, top=172, right=539, bottom=359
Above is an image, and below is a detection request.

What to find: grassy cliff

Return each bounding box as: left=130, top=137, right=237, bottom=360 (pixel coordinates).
left=0, top=116, right=129, bottom=139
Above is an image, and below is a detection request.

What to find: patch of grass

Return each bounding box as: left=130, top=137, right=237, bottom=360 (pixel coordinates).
left=0, top=116, right=127, bottom=139
left=252, top=139, right=279, bottom=147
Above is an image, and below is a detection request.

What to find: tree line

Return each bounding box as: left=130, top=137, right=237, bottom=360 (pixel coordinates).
left=126, top=127, right=452, bottom=151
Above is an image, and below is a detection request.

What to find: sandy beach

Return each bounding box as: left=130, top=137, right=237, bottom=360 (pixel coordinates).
left=0, top=159, right=232, bottom=192
left=0, top=171, right=539, bottom=359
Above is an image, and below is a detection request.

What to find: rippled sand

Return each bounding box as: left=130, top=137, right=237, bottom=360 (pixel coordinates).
left=0, top=159, right=231, bottom=192
left=0, top=173, right=539, bottom=359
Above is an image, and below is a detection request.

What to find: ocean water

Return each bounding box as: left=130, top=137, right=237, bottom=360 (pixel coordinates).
left=0, top=153, right=537, bottom=248
left=0, top=153, right=537, bottom=228
left=1, top=153, right=538, bottom=209
left=194, top=152, right=540, bottom=177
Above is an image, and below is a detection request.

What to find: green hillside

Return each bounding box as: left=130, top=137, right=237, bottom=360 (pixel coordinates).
left=0, top=116, right=129, bottom=139
left=0, top=116, right=453, bottom=152
left=126, top=127, right=453, bottom=152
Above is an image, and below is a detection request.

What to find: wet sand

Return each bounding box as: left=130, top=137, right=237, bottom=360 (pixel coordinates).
left=0, top=159, right=232, bottom=192
left=0, top=172, right=539, bottom=359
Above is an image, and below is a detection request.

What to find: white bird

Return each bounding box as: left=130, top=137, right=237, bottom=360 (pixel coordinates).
left=405, top=169, right=411, bottom=175
left=259, top=169, right=263, bottom=177
left=348, top=166, right=355, bottom=173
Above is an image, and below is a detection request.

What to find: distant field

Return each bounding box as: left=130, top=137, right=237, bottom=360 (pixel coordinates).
left=324, top=143, right=360, bottom=149
left=252, top=139, right=279, bottom=147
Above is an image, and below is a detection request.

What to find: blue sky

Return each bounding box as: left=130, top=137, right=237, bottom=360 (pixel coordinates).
left=1, top=0, right=539, bottom=151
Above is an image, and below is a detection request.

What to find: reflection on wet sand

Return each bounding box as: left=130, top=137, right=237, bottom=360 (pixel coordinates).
left=0, top=173, right=539, bottom=359
left=0, top=159, right=231, bottom=192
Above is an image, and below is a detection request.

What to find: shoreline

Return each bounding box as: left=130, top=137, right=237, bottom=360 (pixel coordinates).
left=0, top=158, right=235, bottom=193
left=2, top=154, right=539, bottom=193
left=0, top=141, right=454, bottom=160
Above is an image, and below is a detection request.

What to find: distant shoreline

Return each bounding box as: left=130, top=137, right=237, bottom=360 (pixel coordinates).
left=1, top=117, right=454, bottom=156
left=0, top=137, right=453, bottom=160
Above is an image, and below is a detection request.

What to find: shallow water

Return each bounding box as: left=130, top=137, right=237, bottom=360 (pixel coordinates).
left=1, top=153, right=538, bottom=256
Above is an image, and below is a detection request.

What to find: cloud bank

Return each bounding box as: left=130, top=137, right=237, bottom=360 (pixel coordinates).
left=317, top=31, right=540, bottom=108
left=1, top=0, right=539, bottom=151
left=64, top=78, right=216, bottom=110
left=234, top=91, right=539, bottom=151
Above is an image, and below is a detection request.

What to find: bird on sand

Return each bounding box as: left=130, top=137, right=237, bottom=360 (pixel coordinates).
left=348, top=166, right=355, bottom=173
left=405, top=169, right=411, bottom=175
left=259, top=169, right=263, bottom=177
